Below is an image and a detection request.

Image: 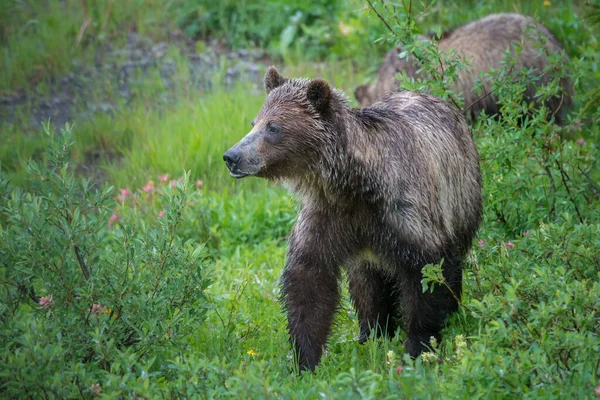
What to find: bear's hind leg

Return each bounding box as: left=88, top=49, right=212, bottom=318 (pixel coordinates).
left=401, top=266, right=459, bottom=357
left=348, top=262, right=399, bottom=343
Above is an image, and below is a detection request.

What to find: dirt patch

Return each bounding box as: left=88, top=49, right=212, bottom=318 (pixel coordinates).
left=0, top=31, right=271, bottom=129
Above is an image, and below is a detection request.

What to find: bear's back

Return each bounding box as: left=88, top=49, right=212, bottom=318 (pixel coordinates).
left=353, top=91, right=481, bottom=247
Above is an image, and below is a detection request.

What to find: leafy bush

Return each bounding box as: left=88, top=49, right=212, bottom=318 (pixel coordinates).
left=171, top=0, right=387, bottom=60
left=0, top=124, right=211, bottom=396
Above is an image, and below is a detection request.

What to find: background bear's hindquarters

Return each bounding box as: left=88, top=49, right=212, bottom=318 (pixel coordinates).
left=347, top=261, right=399, bottom=342
left=280, top=210, right=351, bottom=371
left=399, top=257, right=462, bottom=357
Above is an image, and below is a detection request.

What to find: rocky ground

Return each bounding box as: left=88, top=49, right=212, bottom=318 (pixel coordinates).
left=0, top=31, right=270, bottom=129
left=0, top=32, right=272, bottom=186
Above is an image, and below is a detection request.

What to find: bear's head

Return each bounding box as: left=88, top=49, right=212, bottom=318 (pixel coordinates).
left=354, top=44, right=421, bottom=107
left=223, top=67, right=341, bottom=181
left=354, top=83, right=376, bottom=108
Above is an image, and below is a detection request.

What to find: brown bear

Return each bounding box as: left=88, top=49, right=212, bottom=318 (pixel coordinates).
left=224, top=67, right=483, bottom=372
left=355, top=13, right=571, bottom=123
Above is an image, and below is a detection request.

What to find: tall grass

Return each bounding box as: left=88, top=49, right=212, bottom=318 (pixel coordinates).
left=0, top=0, right=178, bottom=91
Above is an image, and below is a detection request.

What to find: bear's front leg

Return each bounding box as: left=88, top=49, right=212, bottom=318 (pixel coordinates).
left=279, top=212, right=349, bottom=372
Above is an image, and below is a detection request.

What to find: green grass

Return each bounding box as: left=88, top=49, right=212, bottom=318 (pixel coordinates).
left=0, top=0, right=180, bottom=92
left=1, top=0, right=599, bottom=398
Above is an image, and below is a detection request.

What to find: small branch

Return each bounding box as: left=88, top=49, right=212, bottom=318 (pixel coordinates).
left=366, top=0, right=394, bottom=34
left=577, top=167, right=600, bottom=198
left=554, top=159, right=584, bottom=223
left=73, top=244, right=90, bottom=280
left=18, top=284, right=39, bottom=304
left=464, top=87, right=494, bottom=113
left=550, top=92, right=565, bottom=120
left=539, top=159, right=557, bottom=219
left=442, top=279, right=475, bottom=314
left=62, top=208, right=91, bottom=280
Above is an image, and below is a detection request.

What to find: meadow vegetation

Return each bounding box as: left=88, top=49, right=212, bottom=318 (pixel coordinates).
left=1, top=0, right=599, bottom=398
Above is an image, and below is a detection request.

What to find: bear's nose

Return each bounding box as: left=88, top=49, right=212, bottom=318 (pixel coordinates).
left=223, top=149, right=241, bottom=170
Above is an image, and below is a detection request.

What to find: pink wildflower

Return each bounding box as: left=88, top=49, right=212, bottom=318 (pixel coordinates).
left=195, top=179, right=204, bottom=190
left=595, top=387, right=600, bottom=396
left=395, top=365, right=403, bottom=374
left=118, top=188, right=130, bottom=202
left=90, top=304, right=107, bottom=314
left=170, top=177, right=182, bottom=188
left=39, top=295, right=53, bottom=308
left=522, top=231, right=531, bottom=237
left=477, top=240, right=486, bottom=247
left=108, top=213, right=120, bottom=228
left=158, top=209, right=165, bottom=218
left=90, top=383, right=101, bottom=395
left=576, top=137, right=586, bottom=147
left=142, top=180, right=154, bottom=193
left=506, top=241, right=515, bottom=249
left=158, top=173, right=170, bottom=185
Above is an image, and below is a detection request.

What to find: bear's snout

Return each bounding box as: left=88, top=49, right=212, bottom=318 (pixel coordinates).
left=223, top=148, right=247, bottom=179
left=223, top=149, right=241, bottom=170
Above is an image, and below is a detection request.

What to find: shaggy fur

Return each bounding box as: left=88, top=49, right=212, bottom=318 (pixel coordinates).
left=224, top=67, right=483, bottom=371
left=355, top=13, right=572, bottom=123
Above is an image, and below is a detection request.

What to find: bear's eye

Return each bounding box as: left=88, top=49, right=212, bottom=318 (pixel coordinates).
left=265, top=122, right=281, bottom=135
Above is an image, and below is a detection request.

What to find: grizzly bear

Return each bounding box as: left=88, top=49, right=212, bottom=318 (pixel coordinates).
left=224, top=67, right=483, bottom=372
left=355, top=13, right=571, bottom=123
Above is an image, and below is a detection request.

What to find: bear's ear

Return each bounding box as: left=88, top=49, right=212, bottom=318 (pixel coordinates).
left=264, top=66, right=287, bottom=95
left=307, top=79, right=331, bottom=115
left=354, top=84, right=368, bottom=103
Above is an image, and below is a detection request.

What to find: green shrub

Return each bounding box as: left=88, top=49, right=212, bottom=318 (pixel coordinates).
left=0, top=124, right=211, bottom=396
left=171, top=0, right=387, bottom=60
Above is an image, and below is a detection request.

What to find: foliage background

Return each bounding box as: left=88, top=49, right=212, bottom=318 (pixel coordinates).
left=0, top=0, right=599, bottom=398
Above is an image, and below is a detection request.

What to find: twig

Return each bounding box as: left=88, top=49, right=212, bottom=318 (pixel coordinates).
left=463, top=87, right=495, bottom=113
left=63, top=208, right=91, bottom=280
left=554, top=159, right=584, bottom=223
left=577, top=166, right=600, bottom=198
left=442, top=279, right=475, bottom=314
left=366, top=0, right=394, bottom=34
left=73, top=244, right=90, bottom=280
left=18, top=284, right=39, bottom=303
left=539, top=160, right=557, bottom=219
left=550, top=91, right=565, bottom=120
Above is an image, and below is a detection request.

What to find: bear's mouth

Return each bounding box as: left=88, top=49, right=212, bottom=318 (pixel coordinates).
left=229, top=171, right=248, bottom=179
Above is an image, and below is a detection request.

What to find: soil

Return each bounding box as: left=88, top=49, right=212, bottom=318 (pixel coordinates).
left=0, top=31, right=271, bottom=129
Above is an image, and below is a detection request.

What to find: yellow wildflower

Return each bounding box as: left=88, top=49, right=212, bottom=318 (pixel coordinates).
left=386, top=350, right=395, bottom=365
left=247, top=349, right=257, bottom=356
left=421, top=351, right=439, bottom=364
left=543, top=0, right=551, bottom=6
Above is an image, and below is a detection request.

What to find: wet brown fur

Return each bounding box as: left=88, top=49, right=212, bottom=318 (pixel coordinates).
left=224, top=67, right=483, bottom=371
left=355, top=13, right=572, bottom=123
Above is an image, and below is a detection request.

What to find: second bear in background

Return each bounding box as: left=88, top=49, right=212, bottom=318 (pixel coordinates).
left=355, top=13, right=572, bottom=123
